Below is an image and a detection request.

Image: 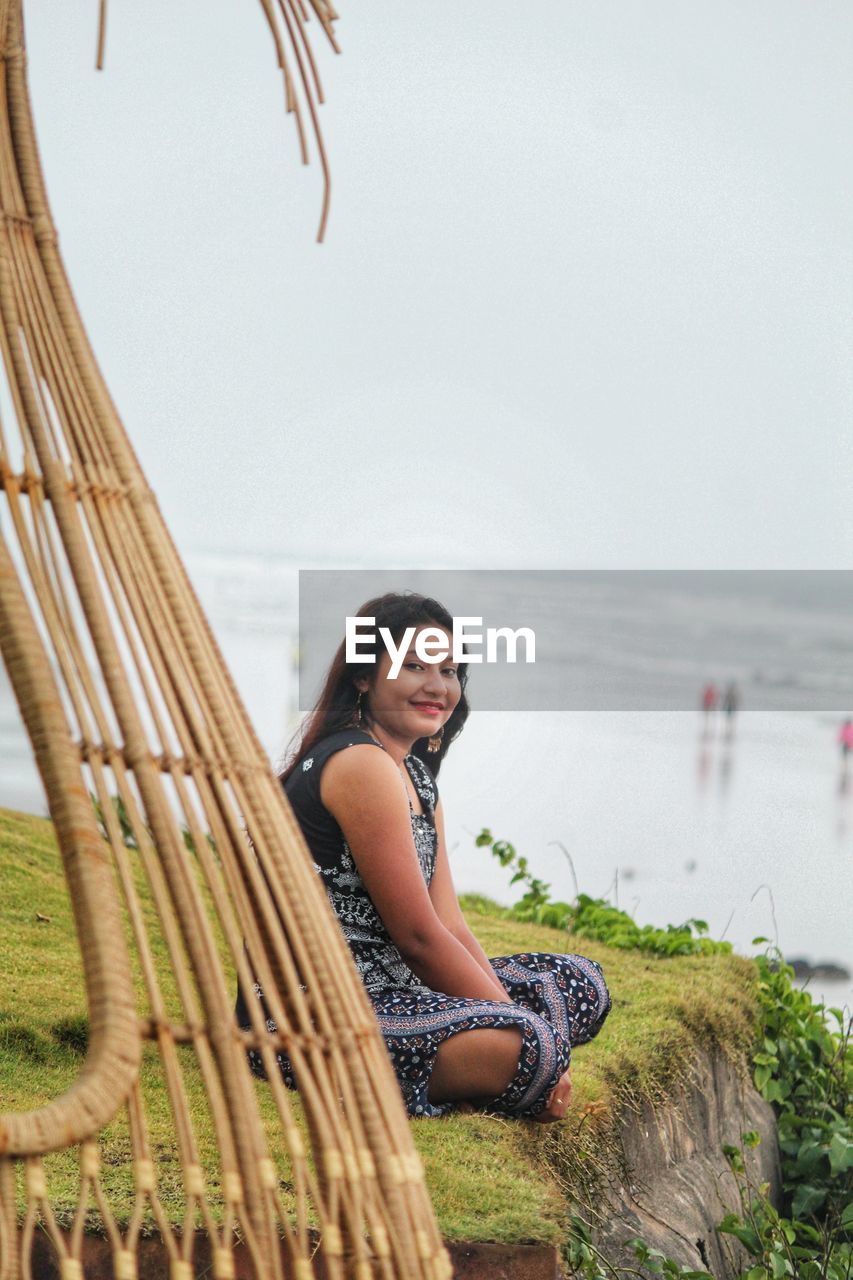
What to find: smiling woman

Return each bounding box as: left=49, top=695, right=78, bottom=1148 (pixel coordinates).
left=236, top=592, right=611, bottom=1118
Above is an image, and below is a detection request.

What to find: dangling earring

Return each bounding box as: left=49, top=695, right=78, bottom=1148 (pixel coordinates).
left=353, top=689, right=364, bottom=726
left=427, top=725, right=444, bottom=753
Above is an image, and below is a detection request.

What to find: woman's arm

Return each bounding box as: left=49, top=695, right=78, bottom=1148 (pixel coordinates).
left=320, top=747, right=512, bottom=1004
left=427, top=801, right=574, bottom=1121
left=428, top=799, right=508, bottom=986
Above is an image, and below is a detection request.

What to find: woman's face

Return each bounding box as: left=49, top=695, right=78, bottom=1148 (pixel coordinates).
left=357, top=622, right=461, bottom=745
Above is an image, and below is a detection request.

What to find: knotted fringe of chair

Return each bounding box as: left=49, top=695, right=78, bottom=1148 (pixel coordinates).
left=0, top=2, right=451, bottom=1276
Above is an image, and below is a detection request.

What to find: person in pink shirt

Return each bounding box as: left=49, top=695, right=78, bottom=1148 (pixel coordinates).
left=839, top=719, right=853, bottom=761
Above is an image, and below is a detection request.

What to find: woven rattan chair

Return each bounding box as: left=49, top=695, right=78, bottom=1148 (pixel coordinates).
left=0, top=3, right=451, bottom=1276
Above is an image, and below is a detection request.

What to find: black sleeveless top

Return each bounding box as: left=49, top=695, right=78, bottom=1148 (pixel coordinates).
left=283, top=728, right=440, bottom=994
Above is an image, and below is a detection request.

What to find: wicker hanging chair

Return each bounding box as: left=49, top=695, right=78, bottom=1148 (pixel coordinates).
left=0, top=2, right=451, bottom=1276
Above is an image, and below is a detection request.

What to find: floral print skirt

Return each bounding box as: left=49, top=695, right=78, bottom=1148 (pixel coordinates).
left=237, top=951, right=611, bottom=1119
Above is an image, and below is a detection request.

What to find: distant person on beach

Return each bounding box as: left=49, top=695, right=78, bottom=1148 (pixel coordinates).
left=236, top=592, right=610, bottom=1122
left=722, top=682, right=740, bottom=732
left=701, top=682, right=717, bottom=727
left=839, top=719, right=853, bottom=764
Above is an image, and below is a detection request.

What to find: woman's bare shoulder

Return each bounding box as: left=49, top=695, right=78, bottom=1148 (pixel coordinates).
left=320, top=740, right=399, bottom=798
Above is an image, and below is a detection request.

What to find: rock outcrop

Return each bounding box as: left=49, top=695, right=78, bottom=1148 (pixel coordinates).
left=596, top=1049, right=781, bottom=1278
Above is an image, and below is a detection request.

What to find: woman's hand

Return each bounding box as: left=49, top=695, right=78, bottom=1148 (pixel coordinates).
left=533, top=1068, right=572, bottom=1123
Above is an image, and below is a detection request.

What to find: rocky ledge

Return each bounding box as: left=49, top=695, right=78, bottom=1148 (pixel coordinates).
left=594, top=1048, right=781, bottom=1278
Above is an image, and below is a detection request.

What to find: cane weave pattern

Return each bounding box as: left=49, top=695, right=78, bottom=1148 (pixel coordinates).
left=0, top=2, right=450, bottom=1276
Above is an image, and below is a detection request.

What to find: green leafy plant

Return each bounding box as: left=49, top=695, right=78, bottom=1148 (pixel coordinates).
left=475, top=828, right=731, bottom=956
left=717, top=1128, right=852, bottom=1280
left=91, top=791, right=217, bottom=859
left=750, top=949, right=851, bottom=1222
left=712, top=948, right=852, bottom=1280
left=91, top=790, right=138, bottom=849
left=564, top=1216, right=712, bottom=1279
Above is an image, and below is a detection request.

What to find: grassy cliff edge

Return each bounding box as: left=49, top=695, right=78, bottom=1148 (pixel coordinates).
left=0, top=806, right=760, bottom=1246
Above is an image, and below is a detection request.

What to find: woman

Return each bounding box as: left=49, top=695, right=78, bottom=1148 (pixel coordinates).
left=236, top=592, right=611, bottom=1121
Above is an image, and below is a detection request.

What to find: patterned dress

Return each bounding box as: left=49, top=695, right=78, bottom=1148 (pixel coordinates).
left=235, top=728, right=611, bottom=1118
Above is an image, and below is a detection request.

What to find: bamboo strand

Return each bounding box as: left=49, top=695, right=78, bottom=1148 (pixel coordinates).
left=0, top=527, right=140, bottom=1156
left=0, top=1161, right=19, bottom=1280
left=281, top=0, right=326, bottom=104
left=258, top=0, right=307, bottom=155
left=274, top=0, right=332, bottom=241
left=95, top=0, right=107, bottom=71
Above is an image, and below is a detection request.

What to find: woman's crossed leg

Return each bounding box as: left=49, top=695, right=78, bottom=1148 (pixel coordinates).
left=378, top=951, right=611, bottom=1120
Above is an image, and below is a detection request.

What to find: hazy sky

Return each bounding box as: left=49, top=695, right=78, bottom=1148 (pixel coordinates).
left=23, top=2, right=853, bottom=570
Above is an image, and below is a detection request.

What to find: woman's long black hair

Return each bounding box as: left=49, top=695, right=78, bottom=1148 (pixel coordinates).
left=279, top=592, right=470, bottom=783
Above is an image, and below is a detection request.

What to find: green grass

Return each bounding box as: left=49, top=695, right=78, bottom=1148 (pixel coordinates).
left=0, top=807, right=761, bottom=1246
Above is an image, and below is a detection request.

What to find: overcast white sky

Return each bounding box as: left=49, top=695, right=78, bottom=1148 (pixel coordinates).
left=22, top=2, right=853, bottom=570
